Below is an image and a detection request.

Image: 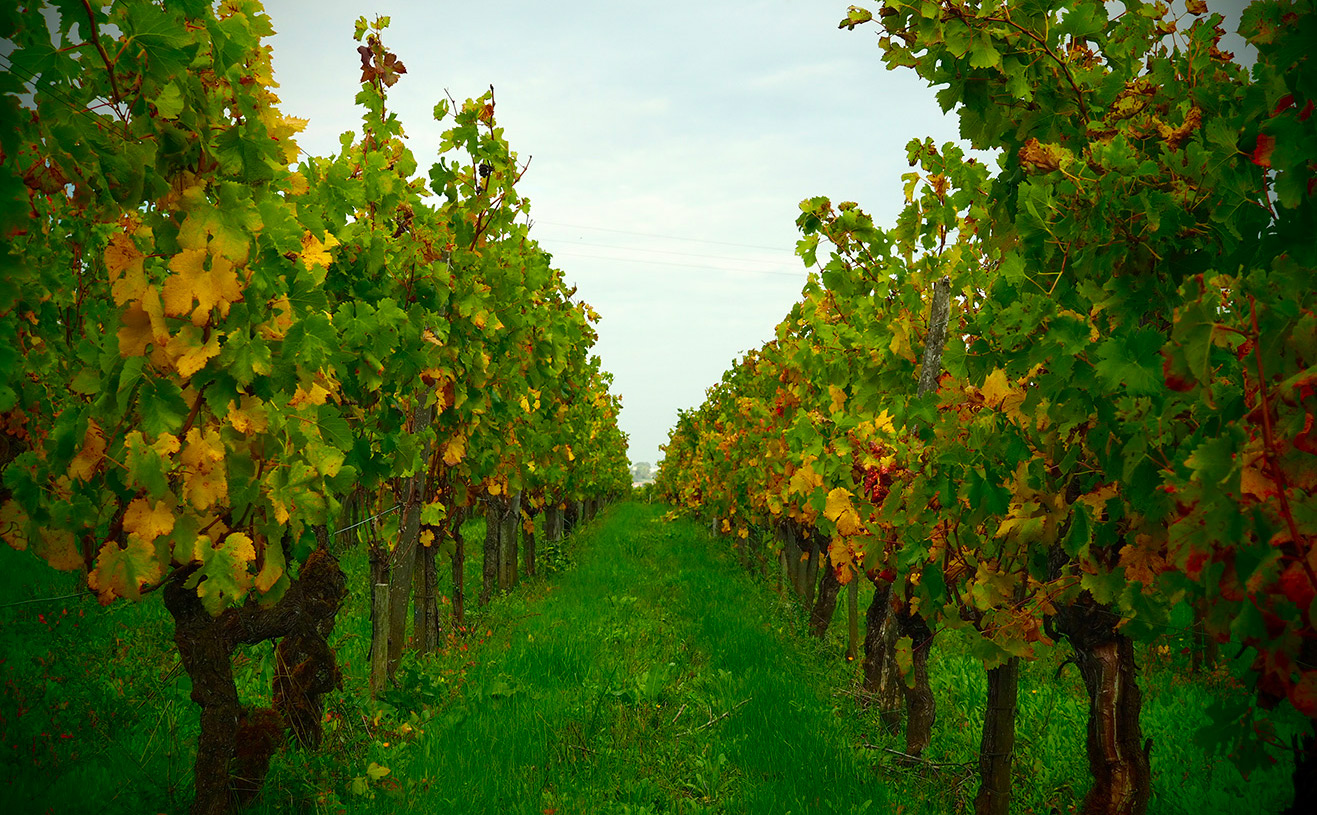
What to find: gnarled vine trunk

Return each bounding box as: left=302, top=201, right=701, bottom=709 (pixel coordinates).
left=524, top=503, right=538, bottom=577
left=545, top=502, right=564, bottom=543
left=165, top=546, right=346, bottom=815
left=896, top=607, right=936, bottom=757
left=1055, top=597, right=1151, bottom=815
left=846, top=577, right=860, bottom=662
left=481, top=495, right=504, bottom=606
left=862, top=582, right=903, bottom=733
left=802, top=532, right=821, bottom=611
left=809, top=550, right=842, bottom=638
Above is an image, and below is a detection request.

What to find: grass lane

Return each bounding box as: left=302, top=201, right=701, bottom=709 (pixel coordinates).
left=373, top=500, right=889, bottom=815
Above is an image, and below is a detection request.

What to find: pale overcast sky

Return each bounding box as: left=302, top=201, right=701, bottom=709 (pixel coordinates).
left=261, top=0, right=1250, bottom=467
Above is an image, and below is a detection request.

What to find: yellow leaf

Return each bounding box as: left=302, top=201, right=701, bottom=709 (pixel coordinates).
left=283, top=171, right=309, bottom=196
left=1076, top=483, right=1118, bottom=516
left=69, top=419, right=106, bottom=481
left=117, top=288, right=169, bottom=357
left=271, top=499, right=291, bottom=525
left=420, top=529, right=435, bottom=547
left=106, top=231, right=146, bottom=306
left=828, top=536, right=860, bottom=584
left=1240, top=454, right=1279, bottom=501
left=37, top=527, right=84, bottom=571
left=176, top=196, right=250, bottom=262
left=828, top=385, right=847, bottom=415
left=222, top=532, right=256, bottom=563
left=824, top=487, right=864, bottom=537
left=166, top=325, right=221, bottom=378
left=123, top=497, right=175, bottom=542
left=442, top=435, right=466, bottom=466
left=519, top=395, right=531, bottom=413
left=89, top=538, right=162, bottom=603
left=181, top=428, right=228, bottom=510
left=299, top=231, right=340, bottom=271
left=289, top=381, right=332, bottom=408
left=889, top=318, right=915, bottom=362
left=566, top=445, right=575, bottom=462
left=788, top=459, right=822, bottom=497
left=152, top=432, right=181, bottom=457
left=1118, top=534, right=1167, bottom=587
left=254, top=534, right=284, bottom=593
left=259, top=295, right=294, bottom=341
left=268, top=114, right=308, bottom=163
left=226, top=397, right=269, bottom=435
left=163, top=248, right=243, bottom=326
left=978, top=369, right=1026, bottom=418
left=0, top=501, right=29, bottom=552
left=488, top=482, right=503, bottom=497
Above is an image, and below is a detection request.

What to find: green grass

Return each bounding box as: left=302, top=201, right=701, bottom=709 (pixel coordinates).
left=0, top=501, right=1303, bottom=814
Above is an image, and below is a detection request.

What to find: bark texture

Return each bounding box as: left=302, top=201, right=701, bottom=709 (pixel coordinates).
left=546, top=503, right=564, bottom=543
left=802, top=534, right=821, bottom=611
left=411, top=523, right=442, bottom=654
left=164, top=547, right=345, bottom=815
left=367, top=544, right=391, bottom=695
left=480, top=496, right=503, bottom=606
left=451, top=505, right=467, bottom=628
left=1055, top=598, right=1152, bottom=815
left=809, top=554, right=842, bottom=638
left=896, top=607, right=936, bottom=757
left=524, top=507, right=537, bottom=577
left=501, top=490, right=522, bottom=589
left=846, top=577, right=860, bottom=662
left=974, top=657, right=1020, bottom=815
left=862, top=582, right=904, bottom=733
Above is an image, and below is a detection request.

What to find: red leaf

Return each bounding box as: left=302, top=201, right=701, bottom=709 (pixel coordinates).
left=1296, top=411, right=1317, bottom=455
left=1291, top=671, right=1317, bottom=718
left=1162, top=352, right=1194, bottom=392
left=1272, top=94, right=1295, bottom=116
left=1278, top=561, right=1315, bottom=609
left=1301, top=100, right=1314, bottom=122
left=1252, top=133, right=1276, bottom=168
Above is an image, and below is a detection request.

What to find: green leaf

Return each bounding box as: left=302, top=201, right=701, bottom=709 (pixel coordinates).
left=1093, top=328, right=1165, bottom=395
left=154, top=82, right=185, bottom=119
left=318, top=405, right=354, bottom=451
left=139, top=377, right=190, bottom=437
left=969, top=37, right=1001, bottom=69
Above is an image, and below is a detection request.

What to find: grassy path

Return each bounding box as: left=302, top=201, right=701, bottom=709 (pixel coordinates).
left=360, top=501, right=887, bottom=815
left=3, top=500, right=1298, bottom=813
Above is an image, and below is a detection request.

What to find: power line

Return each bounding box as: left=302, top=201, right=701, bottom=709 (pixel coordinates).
left=551, top=248, right=807, bottom=278
left=0, top=590, right=92, bottom=611
left=533, top=219, right=792, bottom=252
left=0, top=53, right=136, bottom=144
left=542, top=235, right=796, bottom=267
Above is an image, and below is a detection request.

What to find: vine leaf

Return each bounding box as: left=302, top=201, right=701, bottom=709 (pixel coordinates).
left=89, top=538, right=163, bottom=604
left=192, top=532, right=256, bottom=615
left=123, top=497, right=176, bottom=543
left=68, top=419, right=106, bottom=481
left=181, top=428, right=228, bottom=510
left=163, top=248, right=243, bottom=325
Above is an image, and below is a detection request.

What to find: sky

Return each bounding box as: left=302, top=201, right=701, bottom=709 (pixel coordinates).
left=261, top=0, right=1252, bottom=468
